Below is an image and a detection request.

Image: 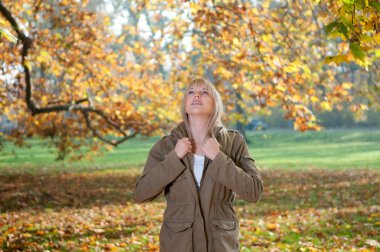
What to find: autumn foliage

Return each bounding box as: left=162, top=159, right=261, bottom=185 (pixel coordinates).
left=1, top=0, right=379, bottom=159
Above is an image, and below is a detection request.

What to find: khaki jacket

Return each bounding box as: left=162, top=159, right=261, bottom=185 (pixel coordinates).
left=134, top=122, right=263, bottom=252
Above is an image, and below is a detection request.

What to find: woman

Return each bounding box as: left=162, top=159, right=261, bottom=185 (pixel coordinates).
left=134, top=77, right=263, bottom=252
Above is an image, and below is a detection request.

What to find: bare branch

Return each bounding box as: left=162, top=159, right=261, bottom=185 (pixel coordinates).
left=81, top=111, right=138, bottom=146
left=307, top=1, right=322, bottom=38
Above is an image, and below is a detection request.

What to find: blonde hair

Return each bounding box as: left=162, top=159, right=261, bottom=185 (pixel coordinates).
left=180, top=77, right=227, bottom=141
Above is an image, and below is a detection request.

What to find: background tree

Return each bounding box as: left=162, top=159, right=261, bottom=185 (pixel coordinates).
left=1, top=0, right=378, bottom=160
left=185, top=0, right=379, bottom=132
left=0, top=0, right=177, bottom=160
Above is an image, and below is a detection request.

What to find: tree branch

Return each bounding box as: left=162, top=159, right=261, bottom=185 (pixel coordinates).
left=81, top=111, right=138, bottom=146
left=0, top=2, right=140, bottom=146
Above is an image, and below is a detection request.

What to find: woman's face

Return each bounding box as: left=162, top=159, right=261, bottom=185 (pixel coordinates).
left=185, top=84, right=214, bottom=117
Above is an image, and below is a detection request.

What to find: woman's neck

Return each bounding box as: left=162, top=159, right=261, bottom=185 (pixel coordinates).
left=188, top=115, right=209, bottom=144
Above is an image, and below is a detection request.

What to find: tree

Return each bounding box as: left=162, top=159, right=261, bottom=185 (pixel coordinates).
left=185, top=0, right=379, bottom=131
left=0, top=0, right=178, bottom=160
left=1, top=0, right=378, bottom=160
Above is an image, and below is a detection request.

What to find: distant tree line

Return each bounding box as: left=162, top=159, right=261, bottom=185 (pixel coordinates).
left=252, top=106, right=380, bottom=130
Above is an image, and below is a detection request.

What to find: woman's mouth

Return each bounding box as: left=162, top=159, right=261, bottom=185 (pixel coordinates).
left=192, top=102, right=202, bottom=105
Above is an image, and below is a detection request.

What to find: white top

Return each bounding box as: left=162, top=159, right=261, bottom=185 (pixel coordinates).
left=193, top=154, right=205, bottom=188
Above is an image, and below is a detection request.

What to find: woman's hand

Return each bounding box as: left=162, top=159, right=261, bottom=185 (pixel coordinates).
left=203, top=138, right=220, bottom=160
left=174, top=138, right=192, bottom=159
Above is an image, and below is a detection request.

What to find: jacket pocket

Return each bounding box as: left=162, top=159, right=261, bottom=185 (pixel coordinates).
left=212, top=220, right=237, bottom=231
left=211, top=220, right=239, bottom=252
left=160, top=221, right=193, bottom=252
left=166, top=221, right=192, bottom=232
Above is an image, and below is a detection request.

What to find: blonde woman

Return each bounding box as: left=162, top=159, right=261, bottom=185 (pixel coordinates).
left=134, top=77, right=263, bottom=252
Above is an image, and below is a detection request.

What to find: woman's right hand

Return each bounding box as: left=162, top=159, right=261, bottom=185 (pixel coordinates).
left=174, top=138, right=192, bottom=159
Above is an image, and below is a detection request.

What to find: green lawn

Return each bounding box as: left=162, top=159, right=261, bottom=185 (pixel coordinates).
left=1, top=128, right=379, bottom=172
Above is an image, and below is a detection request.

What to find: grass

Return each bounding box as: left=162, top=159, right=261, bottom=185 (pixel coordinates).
left=1, top=128, right=380, bottom=172
left=0, top=128, right=379, bottom=250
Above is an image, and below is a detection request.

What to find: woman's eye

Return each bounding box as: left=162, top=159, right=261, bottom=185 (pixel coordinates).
left=202, top=91, right=209, bottom=95
left=188, top=91, right=194, bottom=95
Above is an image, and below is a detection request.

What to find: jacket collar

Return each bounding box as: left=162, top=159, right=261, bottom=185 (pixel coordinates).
left=170, top=121, right=223, bottom=142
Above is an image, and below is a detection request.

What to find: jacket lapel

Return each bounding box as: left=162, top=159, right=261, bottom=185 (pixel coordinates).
left=200, top=129, right=226, bottom=217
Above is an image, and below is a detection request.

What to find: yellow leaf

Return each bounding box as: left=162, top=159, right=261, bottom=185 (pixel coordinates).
left=1, top=28, right=18, bottom=43
left=232, top=38, right=240, bottom=47
left=23, top=233, right=32, bottom=238
left=267, top=223, right=277, bottom=230
left=373, top=33, right=380, bottom=44
left=40, top=50, right=50, bottom=58
left=301, top=65, right=311, bottom=75
left=189, top=2, right=200, bottom=11
left=360, top=104, right=369, bottom=110
left=276, top=84, right=287, bottom=92
left=374, top=49, right=380, bottom=58
left=361, top=34, right=373, bottom=43
left=24, top=60, right=32, bottom=71
left=242, top=82, right=253, bottom=89
left=320, top=101, right=332, bottom=111
left=342, top=82, right=353, bottom=89
left=324, top=54, right=350, bottom=65
left=262, top=34, right=271, bottom=43
left=310, top=96, right=319, bottom=103
left=3, top=106, right=10, bottom=114
left=217, top=67, right=233, bottom=79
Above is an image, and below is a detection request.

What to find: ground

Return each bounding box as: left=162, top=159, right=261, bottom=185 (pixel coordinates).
left=1, top=129, right=379, bottom=251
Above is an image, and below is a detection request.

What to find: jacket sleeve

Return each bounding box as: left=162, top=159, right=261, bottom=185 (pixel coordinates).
left=206, top=133, right=263, bottom=203
left=134, top=138, right=186, bottom=203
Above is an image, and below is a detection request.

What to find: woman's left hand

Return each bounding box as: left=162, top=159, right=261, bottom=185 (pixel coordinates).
left=202, top=138, right=220, bottom=160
